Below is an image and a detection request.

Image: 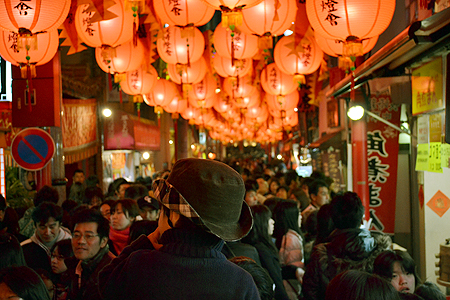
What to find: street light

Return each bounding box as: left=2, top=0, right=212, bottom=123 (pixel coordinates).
left=102, top=108, right=112, bottom=118
left=347, top=105, right=411, bottom=136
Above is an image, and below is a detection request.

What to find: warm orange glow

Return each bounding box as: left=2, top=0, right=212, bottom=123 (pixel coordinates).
left=167, top=57, right=207, bottom=84
left=144, top=79, right=179, bottom=107
left=75, top=2, right=134, bottom=48
left=0, top=29, right=58, bottom=66
left=274, top=34, right=323, bottom=76
left=213, top=55, right=252, bottom=78
left=240, top=0, right=297, bottom=36
left=153, top=0, right=215, bottom=26
left=0, top=0, right=71, bottom=33
left=214, top=23, right=259, bottom=59
left=260, top=63, right=298, bottom=96
left=121, top=65, right=158, bottom=96
left=157, top=26, right=205, bottom=65
left=95, top=39, right=145, bottom=74
left=305, top=0, right=395, bottom=41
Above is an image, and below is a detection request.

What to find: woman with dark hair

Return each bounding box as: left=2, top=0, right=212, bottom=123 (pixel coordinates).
left=325, top=269, right=400, bottom=300
left=0, top=233, right=26, bottom=270
left=0, top=195, right=25, bottom=242
left=374, top=250, right=421, bottom=294
left=50, top=239, right=74, bottom=300
left=108, top=199, right=139, bottom=255
left=241, top=204, right=290, bottom=300
left=273, top=200, right=305, bottom=299
left=0, top=266, right=51, bottom=300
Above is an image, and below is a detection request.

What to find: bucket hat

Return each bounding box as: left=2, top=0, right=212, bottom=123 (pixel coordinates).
left=153, top=158, right=253, bottom=241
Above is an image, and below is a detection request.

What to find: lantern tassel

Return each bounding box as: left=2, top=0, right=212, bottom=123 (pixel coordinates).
left=27, top=64, right=32, bottom=112
left=119, top=87, right=123, bottom=104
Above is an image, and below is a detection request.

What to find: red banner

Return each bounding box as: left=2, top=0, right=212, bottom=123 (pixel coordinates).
left=366, top=94, right=401, bottom=234
left=104, top=111, right=160, bottom=151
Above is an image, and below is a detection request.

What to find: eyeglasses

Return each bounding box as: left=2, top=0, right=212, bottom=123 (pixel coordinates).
left=72, top=233, right=99, bottom=241
left=51, top=254, right=65, bottom=261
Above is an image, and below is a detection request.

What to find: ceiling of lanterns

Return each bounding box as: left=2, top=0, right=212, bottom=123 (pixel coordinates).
left=0, top=0, right=396, bottom=144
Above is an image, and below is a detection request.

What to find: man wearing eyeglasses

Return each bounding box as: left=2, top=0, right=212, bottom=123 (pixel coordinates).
left=68, top=209, right=114, bottom=300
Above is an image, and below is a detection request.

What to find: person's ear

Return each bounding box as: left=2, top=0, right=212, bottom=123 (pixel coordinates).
left=100, top=237, right=108, bottom=248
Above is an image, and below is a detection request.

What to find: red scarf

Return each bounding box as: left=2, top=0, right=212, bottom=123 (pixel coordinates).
left=109, top=226, right=130, bottom=255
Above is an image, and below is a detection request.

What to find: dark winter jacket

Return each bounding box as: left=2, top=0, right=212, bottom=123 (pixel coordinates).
left=302, top=228, right=391, bottom=300
left=99, top=228, right=261, bottom=300
left=68, top=246, right=114, bottom=300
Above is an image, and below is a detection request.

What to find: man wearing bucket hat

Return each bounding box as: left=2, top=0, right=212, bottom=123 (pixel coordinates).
left=99, top=158, right=261, bottom=300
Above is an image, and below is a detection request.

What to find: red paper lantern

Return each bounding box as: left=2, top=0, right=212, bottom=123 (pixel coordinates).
left=167, top=57, right=207, bottom=84
left=315, top=34, right=378, bottom=57
left=246, top=102, right=269, bottom=122
left=305, top=0, right=395, bottom=42
left=121, top=65, right=158, bottom=95
left=201, top=0, right=263, bottom=10
left=223, top=75, right=256, bottom=98
left=265, top=91, right=298, bottom=118
left=157, top=26, right=205, bottom=65
left=273, top=35, right=323, bottom=78
left=213, top=93, right=233, bottom=113
left=0, top=29, right=58, bottom=66
left=0, top=0, right=71, bottom=33
left=214, top=23, right=258, bottom=60
left=163, top=97, right=188, bottom=114
left=153, top=0, right=215, bottom=27
left=260, top=63, right=298, bottom=96
left=75, top=2, right=134, bottom=48
left=95, top=39, right=145, bottom=74
left=188, top=74, right=217, bottom=108
left=239, top=0, right=297, bottom=36
left=144, top=79, right=179, bottom=107
left=213, top=54, right=252, bottom=78
left=233, top=92, right=260, bottom=108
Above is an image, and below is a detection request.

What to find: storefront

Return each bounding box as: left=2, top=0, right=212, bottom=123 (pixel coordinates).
left=103, top=110, right=160, bottom=191
left=326, top=7, right=450, bottom=289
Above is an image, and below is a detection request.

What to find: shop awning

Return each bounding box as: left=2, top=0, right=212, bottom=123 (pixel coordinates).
left=327, top=7, right=450, bottom=98
left=104, top=111, right=160, bottom=151
left=309, top=130, right=344, bottom=149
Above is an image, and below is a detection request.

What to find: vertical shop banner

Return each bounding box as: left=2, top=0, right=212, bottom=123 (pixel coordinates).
left=322, top=149, right=344, bottom=193
left=367, top=94, right=401, bottom=234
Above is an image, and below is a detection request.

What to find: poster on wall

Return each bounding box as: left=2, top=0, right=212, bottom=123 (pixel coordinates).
left=367, top=94, right=401, bottom=234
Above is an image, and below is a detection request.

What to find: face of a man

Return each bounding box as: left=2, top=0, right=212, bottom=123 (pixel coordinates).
left=256, top=178, right=269, bottom=195
left=117, top=184, right=130, bottom=199
left=311, top=186, right=330, bottom=207
left=36, top=217, right=60, bottom=244
left=73, top=172, right=85, bottom=184
left=72, top=222, right=107, bottom=262
left=245, top=190, right=259, bottom=207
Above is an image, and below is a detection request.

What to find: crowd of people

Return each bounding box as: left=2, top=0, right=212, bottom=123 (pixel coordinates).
left=0, top=158, right=446, bottom=300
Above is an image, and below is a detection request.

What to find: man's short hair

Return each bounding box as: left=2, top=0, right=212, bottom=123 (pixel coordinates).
left=72, top=208, right=110, bottom=240
left=73, top=169, right=84, bottom=177
left=33, top=186, right=59, bottom=207
left=85, top=175, right=100, bottom=187
left=114, top=178, right=129, bottom=192
left=330, top=192, right=364, bottom=229
left=84, top=186, right=104, bottom=204
left=124, top=184, right=149, bottom=200
left=309, top=179, right=329, bottom=197
left=32, top=202, right=63, bottom=225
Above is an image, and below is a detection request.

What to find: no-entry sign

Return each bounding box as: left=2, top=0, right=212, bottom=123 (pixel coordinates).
left=11, top=128, right=55, bottom=171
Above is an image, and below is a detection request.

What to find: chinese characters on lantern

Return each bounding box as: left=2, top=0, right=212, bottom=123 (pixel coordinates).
left=163, top=29, right=172, bottom=56
left=321, top=0, right=340, bottom=26
left=81, top=9, right=95, bottom=36
left=130, top=71, right=139, bottom=90
left=7, top=32, right=19, bottom=53
left=232, top=32, right=241, bottom=51
left=14, top=1, right=34, bottom=16
left=269, top=67, right=278, bottom=90
left=168, top=0, right=183, bottom=16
